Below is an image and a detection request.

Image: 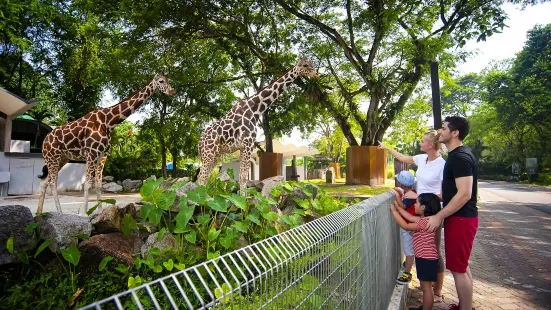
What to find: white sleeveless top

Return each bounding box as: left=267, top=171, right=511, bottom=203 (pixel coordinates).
left=413, top=154, right=446, bottom=195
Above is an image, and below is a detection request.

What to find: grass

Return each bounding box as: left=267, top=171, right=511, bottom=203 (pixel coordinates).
left=305, top=178, right=394, bottom=197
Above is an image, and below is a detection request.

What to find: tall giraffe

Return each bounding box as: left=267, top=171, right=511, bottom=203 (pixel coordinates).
left=37, top=72, right=176, bottom=214
left=197, top=58, right=319, bottom=191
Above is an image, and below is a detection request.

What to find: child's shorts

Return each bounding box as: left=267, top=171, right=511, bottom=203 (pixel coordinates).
left=400, top=228, right=414, bottom=256
left=415, top=257, right=438, bottom=281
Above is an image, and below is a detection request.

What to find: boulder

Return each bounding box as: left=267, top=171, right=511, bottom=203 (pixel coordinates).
left=103, top=176, right=115, bottom=183
left=103, top=182, right=123, bottom=193
left=259, top=176, right=284, bottom=199
left=122, top=179, right=143, bottom=192
left=0, top=205, right=37, bottom=265
left=78, top=233, right=142, bottom=273
left=140, top=232, right=179, bottom=257
left=245, top=180, right=260, bottom=190
left=36, top=212, right=91, bottom=252
left=89, top=205, right=122, bottom=234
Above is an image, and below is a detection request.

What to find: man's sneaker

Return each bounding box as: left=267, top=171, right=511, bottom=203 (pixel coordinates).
left=408, top=306, right=423, bottom=310
left=396, top=272, right=412, bottom=285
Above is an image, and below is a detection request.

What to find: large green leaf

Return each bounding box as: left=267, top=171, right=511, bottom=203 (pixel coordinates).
left=174, top=205, right=195, bottom=231
left=61, top=244, right=81, bottom=266
left=293, top=197, right=310, bottom=210
left=121, top=214, right=137, bottom=236
left=187, top=186, right=207, bottom=205
left=197, top=214, right=210, bottom=225
left=207, top=195, right=228, bottom=213
left=140, top=178, right=164, bottom=201
left=140, top=203, right=155, bottom=222
left=247, top=210, right=261, bottom=225
left=262, top=211, right=279, bottom=222
left=148, top=208, right=163, bottom=226
left=185, top=231, right=196, bottom=244
left=227, top=193, right=247, bottom=211
left=232, top=220, right=249, bottom=233
left=154, top=190, right=176, bottom=211
left=163, top=259, right=174, bottom=271
left=208, top=227, right=221, bottom=241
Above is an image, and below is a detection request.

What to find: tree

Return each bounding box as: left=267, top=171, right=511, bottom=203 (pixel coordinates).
left=275, top=0, right=509, bottom=146
left=441, top=73, right=483, bottom=117
left=24, top=105, right=54, bottom=148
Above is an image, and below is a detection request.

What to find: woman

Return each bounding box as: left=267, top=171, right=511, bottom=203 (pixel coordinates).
left=378, top=130, right=446, bottom=304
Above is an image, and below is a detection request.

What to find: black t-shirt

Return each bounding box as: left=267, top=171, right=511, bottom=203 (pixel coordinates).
left=442, top=145, right=478, bottom=217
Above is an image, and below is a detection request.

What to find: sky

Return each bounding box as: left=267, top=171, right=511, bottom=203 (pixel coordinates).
left=101, top=2, right=551, bottom=148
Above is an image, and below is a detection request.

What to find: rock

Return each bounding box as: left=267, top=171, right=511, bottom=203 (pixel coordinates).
left=36, top=212, right=92, bottom=252
left=141, top=232, right=179, bottom=257
left=103, top=182, right=123, bottom=193
left=217, top=171, right=231, bottom=182
left=176, top=177, right=189, bottom=183
left=147, top=175, right=157, bottom=181
left=89, top=203, right=137, bottom=235
left=245, top=180, right=260, bottom=189
left=259, top=176, right=284, bottom=199
left=90, top=205, right=122, bottom=234
left=103, top=176, right=115, bottom=183
left=0, top=205, right=37, bottom=265
left=117, top=181, right=122, bottom=186
left=122, top=179, right=143, bottom=192
left=175, top=181, right=198, bottom=198
left=78, top=233, right=142, bottom=274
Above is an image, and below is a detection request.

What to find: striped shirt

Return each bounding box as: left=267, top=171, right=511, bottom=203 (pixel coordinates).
left=413, top=218, right=438, bottom=259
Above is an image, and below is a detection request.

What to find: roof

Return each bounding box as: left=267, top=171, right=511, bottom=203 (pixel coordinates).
left=254, top=140, right=319, bottom=159
left=0, top=88, right=41, bottom=118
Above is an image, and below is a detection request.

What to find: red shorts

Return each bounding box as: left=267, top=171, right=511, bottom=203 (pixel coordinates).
left=444, top=216, right=478, bottom=273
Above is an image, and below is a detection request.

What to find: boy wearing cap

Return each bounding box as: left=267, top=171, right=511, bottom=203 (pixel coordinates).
left=391, top=170, right=417, bottom=284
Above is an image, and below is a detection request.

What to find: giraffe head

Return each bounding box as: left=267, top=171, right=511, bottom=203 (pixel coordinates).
left=152, top=72, right=176, bottom=96
left=295, top=57, right=319, bottom=79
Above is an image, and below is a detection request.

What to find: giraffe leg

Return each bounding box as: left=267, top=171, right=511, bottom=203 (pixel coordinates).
left=36, top=175, right=49, bottom=214
left=44, top=158, right=68, bottom=213
left=95, top=156, right=107, bottom=209
left=80, top=154, right=98, bottom=215
left=239, top=141, right=254, bottom=194
left=197, top=153, right=218, bottom=186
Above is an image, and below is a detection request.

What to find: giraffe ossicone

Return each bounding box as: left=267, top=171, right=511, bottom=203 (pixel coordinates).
left=36, top=72, right=176, bottom=215
left=197, top=58, right=319, bottom=192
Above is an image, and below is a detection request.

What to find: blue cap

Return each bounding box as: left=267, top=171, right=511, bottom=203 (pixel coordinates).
left=396, top=171, right=415, bottom=187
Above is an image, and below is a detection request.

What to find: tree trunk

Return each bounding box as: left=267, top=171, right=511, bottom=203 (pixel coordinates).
left=159, top=102, right=167, bottom=178
left=262, top=111, right=273, bottom=152
left=171, top=149, right=178, bottom=178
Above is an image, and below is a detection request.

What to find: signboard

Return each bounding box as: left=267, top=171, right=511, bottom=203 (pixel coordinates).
left=526, top=158, right=538, bottom=175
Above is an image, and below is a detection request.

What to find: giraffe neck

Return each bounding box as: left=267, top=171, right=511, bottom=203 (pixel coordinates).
left=248, top=68, right=299, bottom=114
left=104, top=82, right=155, bottom=129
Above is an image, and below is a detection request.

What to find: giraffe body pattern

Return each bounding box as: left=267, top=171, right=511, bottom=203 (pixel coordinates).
left=197, top=58, right=319, bottom=191
left=37, top=72, right=175, bottom=214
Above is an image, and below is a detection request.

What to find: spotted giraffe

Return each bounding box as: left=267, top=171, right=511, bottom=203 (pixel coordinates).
left=36, top=72, right=176, bottom=214
left=197, top=58, right=319, bottom=191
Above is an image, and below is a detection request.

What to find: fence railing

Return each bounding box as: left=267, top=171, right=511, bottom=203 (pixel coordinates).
left=79, top=191, right=401, bottom=310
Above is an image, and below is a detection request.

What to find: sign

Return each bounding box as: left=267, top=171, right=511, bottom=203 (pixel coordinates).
left=526, top=158, right=538, bottom=175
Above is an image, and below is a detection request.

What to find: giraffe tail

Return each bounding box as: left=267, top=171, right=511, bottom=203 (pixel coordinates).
left=37, top=165, right=48, bottom=179
left=192, top=167, right=200, bottom=182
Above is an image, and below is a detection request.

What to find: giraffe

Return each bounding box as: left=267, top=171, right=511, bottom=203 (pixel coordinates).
left=197, top=57, right=319, bottom=192
left=36, top=72, right=176, bottom=214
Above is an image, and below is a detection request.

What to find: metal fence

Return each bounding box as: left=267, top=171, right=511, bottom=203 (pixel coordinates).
left=79, top=191, right=401, bottom=310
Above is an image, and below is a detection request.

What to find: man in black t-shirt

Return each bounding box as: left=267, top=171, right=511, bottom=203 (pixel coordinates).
left=426, top=116, right=478, bottom=310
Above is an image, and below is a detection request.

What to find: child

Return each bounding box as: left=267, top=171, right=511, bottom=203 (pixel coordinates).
left=390, top=193, right=442, bottom=310
left=391, top=170, right=417, bottom=285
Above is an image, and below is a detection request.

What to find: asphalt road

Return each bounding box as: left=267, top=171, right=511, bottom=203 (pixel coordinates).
left=478, top=180, right=551, bottom=215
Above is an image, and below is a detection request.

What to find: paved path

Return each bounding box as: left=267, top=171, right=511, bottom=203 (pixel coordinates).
left=0, top=191, right=141, bottom=214
left=407, top=181, right=551, bottom=310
